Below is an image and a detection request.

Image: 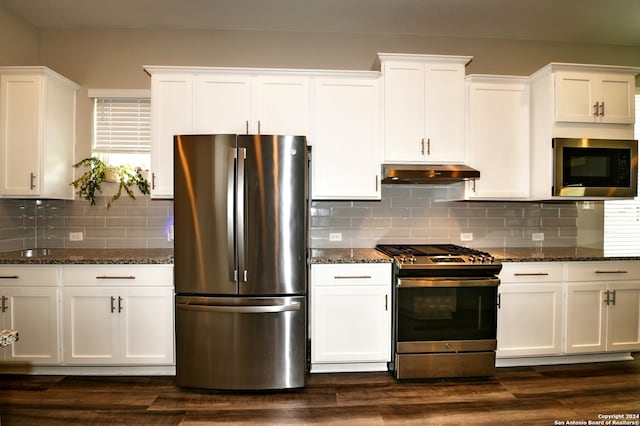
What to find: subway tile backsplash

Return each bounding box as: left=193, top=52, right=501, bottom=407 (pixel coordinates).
left=0, top=183, right=579, bottom=251
left=309, top=184, right=579, bottom=249
left=0, top=196, right=174, bottom=252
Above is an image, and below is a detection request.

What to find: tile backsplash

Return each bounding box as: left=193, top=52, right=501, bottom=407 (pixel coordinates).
left=0, top=196, right=173, bottom=252
left=310, top=185, right=580, bottom=249
left=0, top=184, right=582, bottom=251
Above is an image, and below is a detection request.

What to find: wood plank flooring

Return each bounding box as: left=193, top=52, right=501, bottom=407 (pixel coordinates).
left=1, top=355, right=639, bottom=425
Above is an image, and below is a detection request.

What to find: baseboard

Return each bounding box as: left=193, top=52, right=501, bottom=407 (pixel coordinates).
left=0, top=364, right=176, bottom=376
left=496, top=352, right=634, bottom=367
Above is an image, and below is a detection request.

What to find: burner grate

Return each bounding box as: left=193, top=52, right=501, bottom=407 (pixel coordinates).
left=375, top=244, right=490, bottom=257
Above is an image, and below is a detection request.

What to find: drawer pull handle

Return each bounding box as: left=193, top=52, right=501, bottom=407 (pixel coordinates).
left=513, top=273, right=549, bottom=276
left=0, top=276, right=19, bottom=279
left=96, top=276, right=136, bottom=280
left=334, top=275, right=372, bottom=279
left=595, top=270, right=628, bottom=274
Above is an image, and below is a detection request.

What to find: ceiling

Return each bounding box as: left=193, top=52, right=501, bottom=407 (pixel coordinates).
left=1, top=0, right=639, bottom=47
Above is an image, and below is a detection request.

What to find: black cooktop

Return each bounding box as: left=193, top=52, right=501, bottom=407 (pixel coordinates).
left=375, top=244, right=491, bottom=258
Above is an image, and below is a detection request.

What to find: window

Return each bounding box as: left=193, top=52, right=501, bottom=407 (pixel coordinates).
left=89, top=89, right=151, bottom=170
left=603, top=92, right=640, bottom=255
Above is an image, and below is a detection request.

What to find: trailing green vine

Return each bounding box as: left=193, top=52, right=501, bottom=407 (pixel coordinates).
left=70, top=157, right=150, bottom=208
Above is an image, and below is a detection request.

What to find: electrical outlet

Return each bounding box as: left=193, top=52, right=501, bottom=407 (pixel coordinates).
left=460, top=233, right=473, bottom=242
left=532, top=232, right=545, bottom=241
left=329, top=232, right=342, bottom=242
left=69, top=232, right=83, bottom=241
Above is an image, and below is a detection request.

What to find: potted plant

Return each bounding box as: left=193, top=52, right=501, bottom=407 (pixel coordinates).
left=70, top=157, right=150, bottom=208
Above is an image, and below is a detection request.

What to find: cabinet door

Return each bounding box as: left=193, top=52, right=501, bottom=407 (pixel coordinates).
left=382, top=62, right=426, bottom=162
left=565, top=283, right=607, bottom=353
left=1, top=287, right=59, bottom=364
left=424, top=63, right=466, bottom=162
left=554, top=71, right=635, bottom=124
left=598, top=73, right=635, bottom=124
left=554, top=71, right=597, bottom=123
left=0, top=73, right=41, bottom=196
left=150, top=73, right=193, bottom=198
left=312, top=77, right=381, bottom=200
left=120, top=287, right=174, bottom=364
left=465, top=79, right=530, bottom=199
left=496, top=283, right=562, bottom=357
left=312, top=285, right=390, bottom=364
left=193, top=73, right=252, bottom=134
left=606, top=282, right=640, bottom=351
left=63, top=287, right=119, bottom=364
left=253, top=75, right=309, bottom=136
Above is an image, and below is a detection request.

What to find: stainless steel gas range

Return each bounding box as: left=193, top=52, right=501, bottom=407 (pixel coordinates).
left=375, top=244, right=502, bottom=380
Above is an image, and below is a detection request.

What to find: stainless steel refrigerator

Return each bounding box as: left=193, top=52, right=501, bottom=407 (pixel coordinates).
left=173, top=134, right=307, bottom=390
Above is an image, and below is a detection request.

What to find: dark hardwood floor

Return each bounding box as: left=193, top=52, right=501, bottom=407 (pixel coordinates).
left=1, top=355, right=639, bottom=425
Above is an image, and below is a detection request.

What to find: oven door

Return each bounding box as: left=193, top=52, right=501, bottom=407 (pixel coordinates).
left=396, top=277, right=498, bottom=343
left=393, top=277, right=499, bottom=379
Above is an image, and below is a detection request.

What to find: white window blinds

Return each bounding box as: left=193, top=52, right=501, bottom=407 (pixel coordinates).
left=603, top=93, right=640, bottom=256
left=93, top=97, right=151, bottom=152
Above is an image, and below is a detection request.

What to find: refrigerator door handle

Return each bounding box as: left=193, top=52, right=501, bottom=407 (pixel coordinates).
left=227, top=147, right=236, bottom=282
left=177, top=301, right=301, bottom=314
left=237, top=146, right=248, bottom=282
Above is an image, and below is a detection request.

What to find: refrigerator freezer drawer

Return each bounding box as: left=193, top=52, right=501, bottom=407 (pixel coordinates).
left=175, top=296, right=306, bottom=390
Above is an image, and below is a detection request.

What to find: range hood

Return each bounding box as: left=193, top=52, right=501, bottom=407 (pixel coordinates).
left=381, top=164, right=480, bottom=184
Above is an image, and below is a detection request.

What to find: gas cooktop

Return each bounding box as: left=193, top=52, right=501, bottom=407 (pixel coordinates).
left=375, top=244, right=501, bottom=271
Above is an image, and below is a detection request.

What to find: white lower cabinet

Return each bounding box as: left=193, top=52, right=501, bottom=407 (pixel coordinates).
left=497, top=263, right=563, bottom=357
left=498, top=260, right=640, bottom=364
left=565, top=262, right=640, bottom=353
left=62, top=265, right=174, bottom=366
left=310, top=263, right=391, bottom=372
left=0, top=266, right=60, bottom=364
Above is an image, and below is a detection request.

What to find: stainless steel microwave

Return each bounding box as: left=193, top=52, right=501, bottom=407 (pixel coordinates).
left=553, top=138, right=638, bottom=198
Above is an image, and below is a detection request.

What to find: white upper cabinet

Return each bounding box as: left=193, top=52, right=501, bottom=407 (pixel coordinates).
left=378, top=53, right=471, bottom=164
left=312, top=73, right=382, bottom=200
left=465, top=75, right=530, bottom=200
left=253, top=75, right=310, bottom=136
left=146, top=67, right=312, bottom=199
left=149, top=71, right=193, bottom=198
left=193, top=73, right=252, bottom=134
left=0, top=67, right=79, bottom=199
left=528, top=63, right=638, bottom=201
left=554, top=70, right=636, bottom=124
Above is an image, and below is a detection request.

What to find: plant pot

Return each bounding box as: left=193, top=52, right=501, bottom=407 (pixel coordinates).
left=104, top=166, right=119, bottom=183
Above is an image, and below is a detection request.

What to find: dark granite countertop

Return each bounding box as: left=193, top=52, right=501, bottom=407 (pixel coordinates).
left=309, top=248, right=392, bottom=264
left=481, top=247, right=640, bottom=263
left=309, top=247, right=640, bottom=264
left=0, top=248, right=174, bottom=265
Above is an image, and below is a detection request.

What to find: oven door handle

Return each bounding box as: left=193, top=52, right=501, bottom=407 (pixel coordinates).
left=397, top=277, right=500, bottom=288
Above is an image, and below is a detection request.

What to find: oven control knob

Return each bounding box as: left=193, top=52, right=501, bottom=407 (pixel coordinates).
left=468, top=255, right=475, bottom=263
left=399, top=255, right=406, bottom=263
left=478, top=256, right=485, bottom=263
left=487, top=256, right=495, bottom=263
left=408, top=255, right=416, bottom=263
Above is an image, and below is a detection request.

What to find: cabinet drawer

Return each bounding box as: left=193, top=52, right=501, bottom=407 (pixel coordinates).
left=565, top=261, right=640, bottom=282
left=499, top=262, right=563, bottom=283
left=61, top=265, right=173, bottom=287
left=0, top=266, right=58, bottom=286
left=311, top=263, right=391, bottom=286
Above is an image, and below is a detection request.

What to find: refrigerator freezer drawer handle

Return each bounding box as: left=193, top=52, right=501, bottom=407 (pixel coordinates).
left=177, top=301, right=301, bottom=314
